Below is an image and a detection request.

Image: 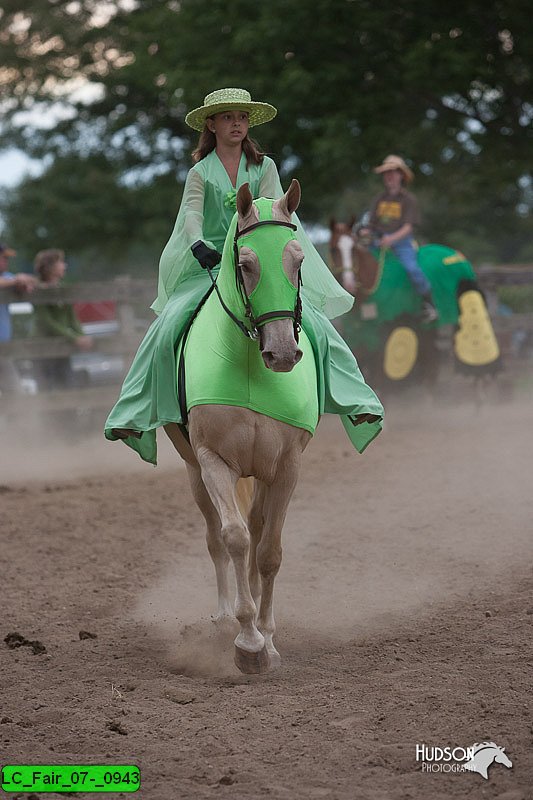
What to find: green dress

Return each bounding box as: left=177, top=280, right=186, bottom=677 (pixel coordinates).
left=105, top=151, right=383, bottom=464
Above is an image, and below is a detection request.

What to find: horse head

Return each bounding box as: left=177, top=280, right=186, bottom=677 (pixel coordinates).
left=494, top=746, right=512, bottom=769
left=235, top=180, right=304, bottom=372
left=329, top=217, right=358, bottom=295
left=464, top=742, right=512, bottom=779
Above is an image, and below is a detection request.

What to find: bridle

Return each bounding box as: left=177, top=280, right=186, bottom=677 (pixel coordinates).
left=205, top=218, right=302, bottom=343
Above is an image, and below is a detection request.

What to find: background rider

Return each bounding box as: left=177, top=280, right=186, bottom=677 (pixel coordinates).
left=362, top=155, right=438, bottom=323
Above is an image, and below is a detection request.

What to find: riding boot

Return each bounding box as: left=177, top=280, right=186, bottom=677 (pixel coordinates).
left=420, top=293, right=439, bottom=323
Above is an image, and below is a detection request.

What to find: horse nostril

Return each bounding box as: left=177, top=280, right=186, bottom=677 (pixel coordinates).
left=294, top=348, right=303, bottom=363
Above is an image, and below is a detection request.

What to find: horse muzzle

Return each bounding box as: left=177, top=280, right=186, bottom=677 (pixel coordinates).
left=260, top=319, right=303, bottom=372
left=261, top=346, right=303, bottom=372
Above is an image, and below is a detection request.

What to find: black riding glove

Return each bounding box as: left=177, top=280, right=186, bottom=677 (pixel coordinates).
left=191, top=240, right=222, bottom=269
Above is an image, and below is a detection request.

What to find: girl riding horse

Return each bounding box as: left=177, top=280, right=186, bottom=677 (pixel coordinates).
left=105, top=88, right=383, bottom=460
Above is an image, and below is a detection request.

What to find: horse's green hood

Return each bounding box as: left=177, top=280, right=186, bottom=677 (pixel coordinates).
left=218, top=198, right=299, bottom=325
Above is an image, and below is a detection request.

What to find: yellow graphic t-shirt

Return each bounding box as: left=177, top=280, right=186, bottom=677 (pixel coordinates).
left=370, top=189, right=420, bottom=235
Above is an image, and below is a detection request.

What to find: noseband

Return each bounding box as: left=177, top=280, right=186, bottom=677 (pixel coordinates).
left=203, top=218, right=302, bottom=343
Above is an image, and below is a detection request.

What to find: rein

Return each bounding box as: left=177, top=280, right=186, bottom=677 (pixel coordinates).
left=204, top=218, right=301, bottom=342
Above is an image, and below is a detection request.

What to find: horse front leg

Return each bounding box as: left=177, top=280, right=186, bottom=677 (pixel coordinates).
left=256, top=456, right=300, bottom=667
left=165, top=424, right=234, bottom=619
left=194, top=448, right=269, bottom=674
left=248, top=481, right=267, bottom=611
left=185, top=463, right=233, bottom=619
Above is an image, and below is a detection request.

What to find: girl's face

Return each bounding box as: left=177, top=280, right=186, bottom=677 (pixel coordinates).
left=383, top=168, right=403, bottom=193
left=207, top=110, right=249, bottom=147
left=47, top=258, right=67, bottom=284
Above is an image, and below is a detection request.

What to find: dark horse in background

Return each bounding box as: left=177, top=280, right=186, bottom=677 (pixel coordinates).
left=329, top=218, right=501, bottom=388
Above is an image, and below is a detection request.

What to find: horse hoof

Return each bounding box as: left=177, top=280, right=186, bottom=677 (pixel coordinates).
left=234, top=645, right=270, bottom=674
left=267, top=650, right=282, bottom=669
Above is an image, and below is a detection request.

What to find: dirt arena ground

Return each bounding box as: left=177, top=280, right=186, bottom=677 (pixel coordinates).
left=1, top=384, right=532, bottom=799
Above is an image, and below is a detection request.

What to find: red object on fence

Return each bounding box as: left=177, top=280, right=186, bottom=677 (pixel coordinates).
left=74, top=302, right=117, bottom=323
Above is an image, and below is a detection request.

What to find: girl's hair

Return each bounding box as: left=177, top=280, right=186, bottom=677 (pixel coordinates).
left=192, top=120, right=265, bottom=167
left=34, top=248, right=64, bottom=281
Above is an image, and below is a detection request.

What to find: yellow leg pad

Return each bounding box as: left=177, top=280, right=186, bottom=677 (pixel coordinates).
left=454, top=290, right=500, bottom=366
left=384, top=326, right=419, bottom=380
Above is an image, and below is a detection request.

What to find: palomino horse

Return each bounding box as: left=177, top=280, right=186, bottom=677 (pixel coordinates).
left=165, top=180, right=316, bottom=674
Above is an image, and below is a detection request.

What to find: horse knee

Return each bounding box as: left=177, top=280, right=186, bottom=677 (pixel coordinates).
left=206, top=531, right=228, bottom=562
left=257, top=545, right=282, bottom=578
left=221, top=522, right=249, bottom=559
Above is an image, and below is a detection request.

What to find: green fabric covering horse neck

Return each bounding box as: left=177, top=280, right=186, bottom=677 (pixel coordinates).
left=181, top=199, right=319, bottom=436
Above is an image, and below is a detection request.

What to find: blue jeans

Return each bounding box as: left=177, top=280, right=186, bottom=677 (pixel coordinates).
left=390, top=237, right=430, bottom=297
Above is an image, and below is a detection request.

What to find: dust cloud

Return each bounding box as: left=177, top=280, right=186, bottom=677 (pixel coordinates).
left=3, top=378, right=533, bottom=680
left=129, top=384, right=533, bottom=676
left=0, top=402, right=181, bottom=485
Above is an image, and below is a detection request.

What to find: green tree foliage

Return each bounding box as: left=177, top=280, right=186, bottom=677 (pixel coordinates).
left=0, top=0, right=531, bottom=270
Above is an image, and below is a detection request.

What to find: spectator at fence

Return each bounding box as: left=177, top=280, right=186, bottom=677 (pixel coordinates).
left=33, top=248, right=93, bottom=389
left=0, top=242, right=36, bottom=394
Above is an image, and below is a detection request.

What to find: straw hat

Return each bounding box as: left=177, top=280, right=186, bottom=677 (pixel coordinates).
left=374, top=155, right=414, bottom=183
left=185, top=88, right=277, bottom=131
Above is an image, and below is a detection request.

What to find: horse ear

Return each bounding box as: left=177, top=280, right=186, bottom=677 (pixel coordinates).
left=287, top=178, right=301, bottom=214
left=237, top=183, right=253, bottom=218
left=277, top=179, right=301, bottom=218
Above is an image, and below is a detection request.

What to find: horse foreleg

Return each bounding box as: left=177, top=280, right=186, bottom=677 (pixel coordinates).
left=256, top=457, right=300, bottom=667
left=185, top=463, right=232, bottom=619
left=195, top=449, right=267, bottom=672
left=248, top=481, right=267, bottom=611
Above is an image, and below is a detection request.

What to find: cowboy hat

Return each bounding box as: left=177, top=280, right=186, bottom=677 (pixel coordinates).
left=374, top=155, right=414, bottom=183
left=185, top=88, right=277, bottom=131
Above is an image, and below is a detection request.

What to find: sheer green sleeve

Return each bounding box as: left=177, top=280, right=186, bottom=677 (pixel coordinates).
left=151, top=169, right=212, bottom=315
left=260, top=158, right=354, bottom=319
left=259, top=158, right=283, bottom=199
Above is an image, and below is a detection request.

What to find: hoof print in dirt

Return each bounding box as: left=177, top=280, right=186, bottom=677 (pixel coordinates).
left=164, top=689, right=196, bottom=705
left=13, top=795, right=41, bottom=800
left=79, top=630, right=97, bottom=640
left=4, top=631, right=47, bottom=655
left=217, top=771, right=236, bottom=786
left=106, top=720, right=128, bottom=735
